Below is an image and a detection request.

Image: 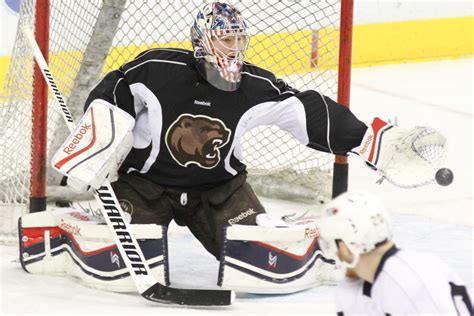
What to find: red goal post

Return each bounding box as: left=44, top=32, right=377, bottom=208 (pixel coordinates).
left=29, top=0, right=50, bottom=214
left=0, top=0, right=354, bottom=242
left=334, top=0, right=354, bottom=197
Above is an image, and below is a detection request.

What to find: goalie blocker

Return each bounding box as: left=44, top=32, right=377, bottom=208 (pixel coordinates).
left=19, top=209, right=336, bottom=294
left=51, top=99, right=135, bottom=192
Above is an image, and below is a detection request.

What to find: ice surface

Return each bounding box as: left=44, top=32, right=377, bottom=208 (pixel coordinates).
left=1, top=58, right=472, bottom=315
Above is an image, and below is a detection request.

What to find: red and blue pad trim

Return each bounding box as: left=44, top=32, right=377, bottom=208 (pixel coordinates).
left=18, top=218, right=169, bottom=284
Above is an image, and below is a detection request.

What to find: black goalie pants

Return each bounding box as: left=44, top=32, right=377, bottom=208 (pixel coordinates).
left=111, top=172, right=265, bottom=259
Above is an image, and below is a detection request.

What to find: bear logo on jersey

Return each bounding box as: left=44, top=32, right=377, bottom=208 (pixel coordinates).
left=165, top=114, right=231, bottom=169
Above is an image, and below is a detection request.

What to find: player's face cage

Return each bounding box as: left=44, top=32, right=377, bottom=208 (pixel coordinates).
left=191, top=2, right=249, bottom=91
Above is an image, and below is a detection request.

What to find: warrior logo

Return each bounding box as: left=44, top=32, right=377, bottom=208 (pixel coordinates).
left=165, top=114, right=231, bottom=169
left=111, top=251, right=120, bottom=268
left=268, top=252, right=278, bottom=269
left=97, top=186, right=148, bottom=276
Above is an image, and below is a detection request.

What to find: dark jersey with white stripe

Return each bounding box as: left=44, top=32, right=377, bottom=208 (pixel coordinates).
left=85, top=48, right=366, bottom=188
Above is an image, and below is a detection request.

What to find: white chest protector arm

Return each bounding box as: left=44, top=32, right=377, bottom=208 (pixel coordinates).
left=51, top=99, right=135, bottom=192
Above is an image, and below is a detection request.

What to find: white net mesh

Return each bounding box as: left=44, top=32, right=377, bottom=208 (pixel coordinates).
left=0, top=0, right=344, bottom=241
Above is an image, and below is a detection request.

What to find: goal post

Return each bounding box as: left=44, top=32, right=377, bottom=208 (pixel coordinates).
left=30, top=0, right=50, bottom=213
left=333, top=0, right=354, bottom=198
left=0, top=0, right=354, bottom=242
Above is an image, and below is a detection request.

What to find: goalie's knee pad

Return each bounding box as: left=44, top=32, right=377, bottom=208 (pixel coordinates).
left=218, top=222, right=338, bottom=294
left=19, top=208, right=168, bottom=292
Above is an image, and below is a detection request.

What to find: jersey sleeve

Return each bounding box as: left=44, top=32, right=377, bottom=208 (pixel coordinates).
left=296, top=90, right=367, bottom=155
left=84, top=68, right=136, bottom=118
left=256, top=89, right=367, bottom=155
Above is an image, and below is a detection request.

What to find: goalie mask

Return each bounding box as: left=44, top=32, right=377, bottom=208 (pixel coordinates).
left=191, top=2, right=250, bottom=91
left=317, top=191, right=392, bottom=268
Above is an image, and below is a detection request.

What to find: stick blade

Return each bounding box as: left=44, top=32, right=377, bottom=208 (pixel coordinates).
left=142, top=282, right=235, bottom=306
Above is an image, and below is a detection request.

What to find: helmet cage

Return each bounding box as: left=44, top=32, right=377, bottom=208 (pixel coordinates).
left=191, top=2, right=249, bottom=90
left=207, top=29, right=249, bottom=59
left=196, top=28, right=249, bottom=84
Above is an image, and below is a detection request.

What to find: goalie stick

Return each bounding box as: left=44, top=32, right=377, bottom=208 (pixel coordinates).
left=22, top=26, right=234, bottom=306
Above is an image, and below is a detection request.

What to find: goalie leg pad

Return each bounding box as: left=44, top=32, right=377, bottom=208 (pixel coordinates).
left=19, top=208, right=169, bottom=292
left=218, top=223, right=337, bottom=294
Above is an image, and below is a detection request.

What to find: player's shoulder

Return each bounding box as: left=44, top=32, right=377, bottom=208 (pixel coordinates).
left=385, top=249, right=447, bottom=272
left=377, top=248, right=460, bottom=291
left=135, top=47, right=192, bottom=62
left=379, top=249, right=428, bottom=277
left=374, top=249, right=466, bottom=313
left=242, top=61, right=277, bottom=81
left=121, top=48, right=192, bottom=72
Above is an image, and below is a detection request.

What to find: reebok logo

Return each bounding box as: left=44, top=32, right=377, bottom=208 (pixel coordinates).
left=359, top=134, right=373, bottom=156
left=228, top=208, right=256, bottom=225
left=60, top=219, right=81, bottom=236
left=194, top=100, right=211, bottom=107
left=304, top=227, right=320, bottom=239
left=63, top=123, right=92, bottom=154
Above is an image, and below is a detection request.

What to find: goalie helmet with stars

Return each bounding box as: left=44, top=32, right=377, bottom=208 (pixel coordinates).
left=317, top=191, right=393, bottom=268
left=191, top=2, right=250, bottom=91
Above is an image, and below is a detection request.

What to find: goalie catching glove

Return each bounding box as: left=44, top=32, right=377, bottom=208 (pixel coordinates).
left=356, top=117, right=447, bottom=188
left=51, top=99, right=134, bottom=192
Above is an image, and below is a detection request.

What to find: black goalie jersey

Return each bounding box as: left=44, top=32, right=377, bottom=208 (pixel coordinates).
left=85, top=48, right=367, bottom=188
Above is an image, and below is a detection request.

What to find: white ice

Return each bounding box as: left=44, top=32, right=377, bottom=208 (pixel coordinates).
left=1, top=58, right=472, bottom=315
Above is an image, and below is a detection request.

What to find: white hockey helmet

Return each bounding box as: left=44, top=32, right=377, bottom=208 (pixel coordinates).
left=317, top=191, right=392, bottom=268
left=191, top=2, right=250, bottom=91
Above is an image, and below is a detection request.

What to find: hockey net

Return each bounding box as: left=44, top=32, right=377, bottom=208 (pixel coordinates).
left=0, top=0, right=352, bottom=243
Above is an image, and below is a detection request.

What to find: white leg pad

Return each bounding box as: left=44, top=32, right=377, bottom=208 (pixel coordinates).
left=218, top=223, right=338, bottom=294
left=19, top=208, right=168, bottom=293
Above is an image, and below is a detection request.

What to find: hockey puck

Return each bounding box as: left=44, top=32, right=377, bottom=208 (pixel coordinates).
left=435, top=168, right=453, bottom=186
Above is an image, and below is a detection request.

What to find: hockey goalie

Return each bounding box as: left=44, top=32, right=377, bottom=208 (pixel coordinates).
left=19, top=103, right=447, bottom=294
left=19, top=1, right=448, bottom=295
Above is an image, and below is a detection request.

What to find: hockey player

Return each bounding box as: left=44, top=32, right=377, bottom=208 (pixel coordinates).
left=55, top=2, right=446, bottom=262
left=317, top=191, right=473, bottom=315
